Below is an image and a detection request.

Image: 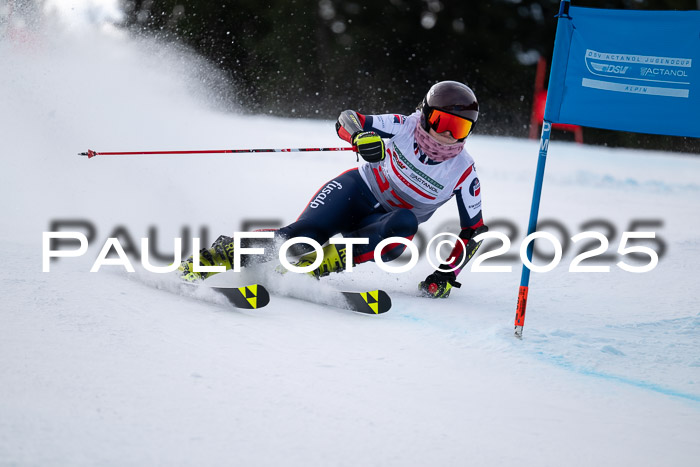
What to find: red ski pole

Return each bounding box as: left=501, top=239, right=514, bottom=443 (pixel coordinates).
left=79, top=147, right=354, bottom=159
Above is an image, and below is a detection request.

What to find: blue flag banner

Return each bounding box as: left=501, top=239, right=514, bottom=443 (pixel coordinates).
left=544, top=6, right=700, bottom=138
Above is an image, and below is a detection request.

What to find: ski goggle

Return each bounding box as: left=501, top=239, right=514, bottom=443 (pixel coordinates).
left=426, top=109, right=473, bottom=140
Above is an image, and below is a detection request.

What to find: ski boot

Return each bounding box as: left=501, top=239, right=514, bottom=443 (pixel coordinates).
left=283, top=243, right=348, bottom=279
left=178, top=235, right=236, bottom=282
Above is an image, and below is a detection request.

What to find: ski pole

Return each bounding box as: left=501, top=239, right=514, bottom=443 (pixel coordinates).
left=78, top=147, right=354, bottom=159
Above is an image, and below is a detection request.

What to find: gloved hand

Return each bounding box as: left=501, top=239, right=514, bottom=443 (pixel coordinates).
left=419, top=269, right=461, bottom=299
left=352, top=131, right=385, bottom=163
left=336, top=110, right=364, bottom=142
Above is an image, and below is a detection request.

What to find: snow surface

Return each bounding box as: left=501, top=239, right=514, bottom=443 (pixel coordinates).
left=1, top=14, right=699, bottom=467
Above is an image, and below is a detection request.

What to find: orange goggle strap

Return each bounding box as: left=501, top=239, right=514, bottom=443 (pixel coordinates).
left=426, top=109, right=473, bottom=140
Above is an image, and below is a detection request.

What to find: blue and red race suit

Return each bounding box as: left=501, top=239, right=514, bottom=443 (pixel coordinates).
left=277, top=110, right=484, bottom=270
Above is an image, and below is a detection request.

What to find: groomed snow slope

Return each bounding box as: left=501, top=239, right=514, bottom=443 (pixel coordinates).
left=1, top=17, right=699, bottom=467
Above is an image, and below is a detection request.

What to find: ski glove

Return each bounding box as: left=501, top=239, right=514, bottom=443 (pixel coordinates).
left=419, top=270, right=461, bottom=299
left=352, top=131, right=385, bottom=163
left=336, top=110, right=365, bottom=142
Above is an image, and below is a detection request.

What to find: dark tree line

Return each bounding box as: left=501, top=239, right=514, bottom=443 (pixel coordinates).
left=120, top=0, right=698, bottom=152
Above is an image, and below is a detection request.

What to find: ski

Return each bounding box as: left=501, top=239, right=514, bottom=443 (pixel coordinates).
left=202, top=283, right=390, bottom=314
left=210, top=284, right=270, bottom=310
left=340, top=290, right=392, bottom=314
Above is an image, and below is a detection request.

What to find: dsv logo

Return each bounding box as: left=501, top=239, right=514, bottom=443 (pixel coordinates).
left=591, top=62, right=629, bottom=75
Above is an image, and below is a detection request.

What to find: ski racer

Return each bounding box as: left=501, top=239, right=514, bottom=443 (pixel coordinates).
left=179, top=80, right=488, bottom=298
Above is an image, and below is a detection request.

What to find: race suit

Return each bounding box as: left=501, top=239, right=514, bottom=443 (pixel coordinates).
left=277, top=110, right=484, bottom=267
